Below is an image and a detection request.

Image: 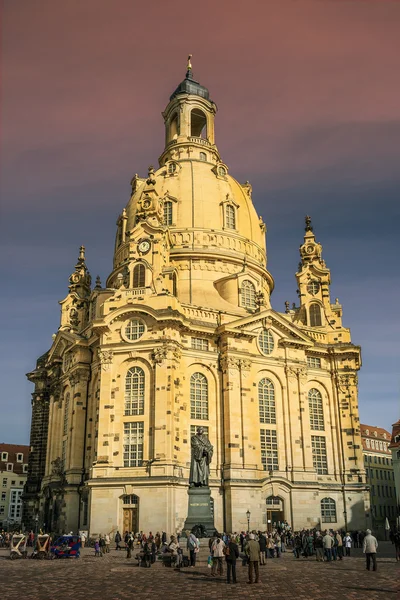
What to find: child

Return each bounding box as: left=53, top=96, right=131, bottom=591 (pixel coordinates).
left=94, top=539, right=101, bottom=557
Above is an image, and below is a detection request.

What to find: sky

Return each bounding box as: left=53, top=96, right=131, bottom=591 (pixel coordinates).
left=1, top=0, right=399, bottom=443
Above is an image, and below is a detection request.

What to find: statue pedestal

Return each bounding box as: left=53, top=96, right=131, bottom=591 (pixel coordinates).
left=183, top=487, right=214, bottom=533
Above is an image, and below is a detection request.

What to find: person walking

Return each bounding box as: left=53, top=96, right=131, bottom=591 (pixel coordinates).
left=245, top=533, right=261, bottom=584
left=105, top=533, right=110, bottom=553
left=363, top=529, right=378, bottom=571
left=115, top=530, right=122, bottom=550
left=225, top=534, right=240, bottom=584
left=211, top=535, right=225, bottom=577
left=344, top=532, right=352, bottom=557
left=187, top=532, right=199, bottom=567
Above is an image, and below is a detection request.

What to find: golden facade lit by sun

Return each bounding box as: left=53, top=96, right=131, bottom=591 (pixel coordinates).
left=23, top=62, right=369, bottom=536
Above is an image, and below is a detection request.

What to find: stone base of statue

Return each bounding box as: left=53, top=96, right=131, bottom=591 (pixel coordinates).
left=183, top=486, right=215, bottom=535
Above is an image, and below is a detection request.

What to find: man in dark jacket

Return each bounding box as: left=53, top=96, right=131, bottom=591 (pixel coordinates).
left=225, top=535, right=240, bottom=584
left=258, top=533, right=267, bottom=565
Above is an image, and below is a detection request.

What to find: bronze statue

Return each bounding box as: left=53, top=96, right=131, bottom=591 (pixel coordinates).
left=189, top=427, right=213, bottom=487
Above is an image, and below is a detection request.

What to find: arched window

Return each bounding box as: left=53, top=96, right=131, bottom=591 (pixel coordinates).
left=164, top=200, right=173, bottom=226
left=225, top=205, right=236, bottom=229
left=199, top=152, right=207, bottom=161
left=190, top=109, right=207, bottom=138
left=258, top=329, right=274, bottom=355
left=308, top=388, right=324, bottom=430
left=169, top=112, right=178, bottom=141
left=63, top=392, right=70, bottom=436
left=241, top=280, right=256, bottom=309
left=125, top=367, right=145, bottom=415
left=258, top=378, right=276, bottom=424
left=190, top=372, right=208, bottom=420
left=133, top=264, right=145, bottom=288
left=309, top=303, right=322, bottom=327
left=321, top=498, right=336, bottom=523
left=167, top=162, right=177, bottom=175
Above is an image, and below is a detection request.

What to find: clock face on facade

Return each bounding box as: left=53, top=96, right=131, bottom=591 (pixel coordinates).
left=138, top=239, right=151, bottom=254
left=142, top=199, right=152, bottom=209
left=306, top=245, right=314, bottom=254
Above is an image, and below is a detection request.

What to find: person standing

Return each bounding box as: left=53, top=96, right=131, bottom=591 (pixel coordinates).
left=363, top=529, right=378, bottom=571
left=225, top=534, right=240, bottom=584
left=322, top=530, right=333, bottom=562
left=335, top=531, right=344, bottom=560
left=245, top=533, right=261, bottom=584
left=314, top=533, right=324, bottom=562
left=211, top=535, right=225, bottom=577
left=344, top=532, right=352, bottom=557
left=105, top=533, right=110, bottom=553
left=259, top=533, right=267, bottom=565
left=187, top=532, right=199, bottom=567
left=115, top=531, right=122, bottom=550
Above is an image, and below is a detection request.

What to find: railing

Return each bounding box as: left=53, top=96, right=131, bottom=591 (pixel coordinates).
left=188, top=136, right=212, bottom=147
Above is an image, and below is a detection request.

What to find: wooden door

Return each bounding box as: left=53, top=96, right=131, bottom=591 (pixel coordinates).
left=123, top=508, right=138, bottom=533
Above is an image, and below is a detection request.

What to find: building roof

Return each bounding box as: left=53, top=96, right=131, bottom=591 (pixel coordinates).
left=389, top=418, right=400, bottom=449
left=0, top=443, right=29, bottom=474
left=170, top=68, right=210, bottom=101
left=360, top=424, right=392, bottom=455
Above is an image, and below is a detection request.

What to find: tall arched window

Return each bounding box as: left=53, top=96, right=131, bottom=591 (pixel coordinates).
left=309, top=303, right=322, bottom=327
left=125, top=367, right=145, bottom=415
left=191, top=109, right=207, bottom=138
left=164, top=200, right=173, bottom=226
left=259, top=378, right=276, bottom=424
left=133, top=264, right=145, bottom=288
left=199, top=152, right=207, bottom=161
left=321, top=498, right=336, bottom=523
left=190, top=372, right=208, bottom=420
left=63, top=392, right=70, bottom=435
left=241, top=280, right=256, bottom=309
left=308, top=388, right=324, bottom=430
left=225, top=205, right=236, bottom=229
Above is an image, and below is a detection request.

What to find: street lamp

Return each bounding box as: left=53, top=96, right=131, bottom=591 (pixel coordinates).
left=34, top=514, right=39, bottom=537
left=246, top=509, right=250, bottom=532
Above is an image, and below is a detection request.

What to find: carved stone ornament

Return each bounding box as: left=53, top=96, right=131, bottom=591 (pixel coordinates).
left=152, top=346, right=168, bottom=365
left=50, top=382, right=62, bottom=402
left=98, top=349, right=113, bottom=371
left=339, top=374, right=358, bottom=387
left=285, top=366, right=307, bottom=382
left=51, top=457, right=65, bottom=480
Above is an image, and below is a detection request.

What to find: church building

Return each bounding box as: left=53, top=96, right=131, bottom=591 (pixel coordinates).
left=23, top=60, right=369, bottom=536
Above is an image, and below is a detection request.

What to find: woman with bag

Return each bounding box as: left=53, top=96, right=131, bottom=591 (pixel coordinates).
left=224, top=534, right=240, bottom=584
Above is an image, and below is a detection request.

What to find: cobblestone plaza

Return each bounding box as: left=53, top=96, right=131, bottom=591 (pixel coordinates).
left=0, top=543, right=398, bottom=600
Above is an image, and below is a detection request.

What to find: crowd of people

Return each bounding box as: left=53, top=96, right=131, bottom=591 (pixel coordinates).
left=88, top=524, right=400, bottom=583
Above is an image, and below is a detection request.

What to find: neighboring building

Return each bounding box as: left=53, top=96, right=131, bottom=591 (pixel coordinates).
left=23, top=60, right=369, bottom=536
left=0, top=444, right=29, bottom=530
left=361, top=424, right=397, bottom=537
left=389, top=419, right=400, bottom=527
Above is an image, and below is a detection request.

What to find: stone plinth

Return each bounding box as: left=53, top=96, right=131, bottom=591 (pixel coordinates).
left=183, top=487, right=214, bottom=533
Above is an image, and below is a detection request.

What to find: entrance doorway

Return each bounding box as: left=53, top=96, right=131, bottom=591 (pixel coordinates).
left=266, top=496, right=284, bottom=532
left=122, top=494, right=139, bottom=533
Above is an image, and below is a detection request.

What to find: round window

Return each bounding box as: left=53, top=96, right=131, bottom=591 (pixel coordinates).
left=258, top=329, right=274, bottom=355
left=168, top=162, right=177, bottom=174
left=307, top=281, right=320, bottom=295
left=125, top=319, right=145, bottom=341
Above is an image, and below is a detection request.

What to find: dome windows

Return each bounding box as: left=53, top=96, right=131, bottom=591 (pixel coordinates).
left=225, top=204, right=236, bottom=229
left=124, top=319, right=145, bottom=341
left=258, top=329, right=274, bottom=355
left=167, top=162, right=178, bottom=175
left=199, top=151, right=207, bottom=161
left=241, top=280, right=256, bottom=309
left=164, top=200, right=173, bottom=226
left=218, top=166, right=227, bottom=177
left=168, top=112, right=179, bottom=142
